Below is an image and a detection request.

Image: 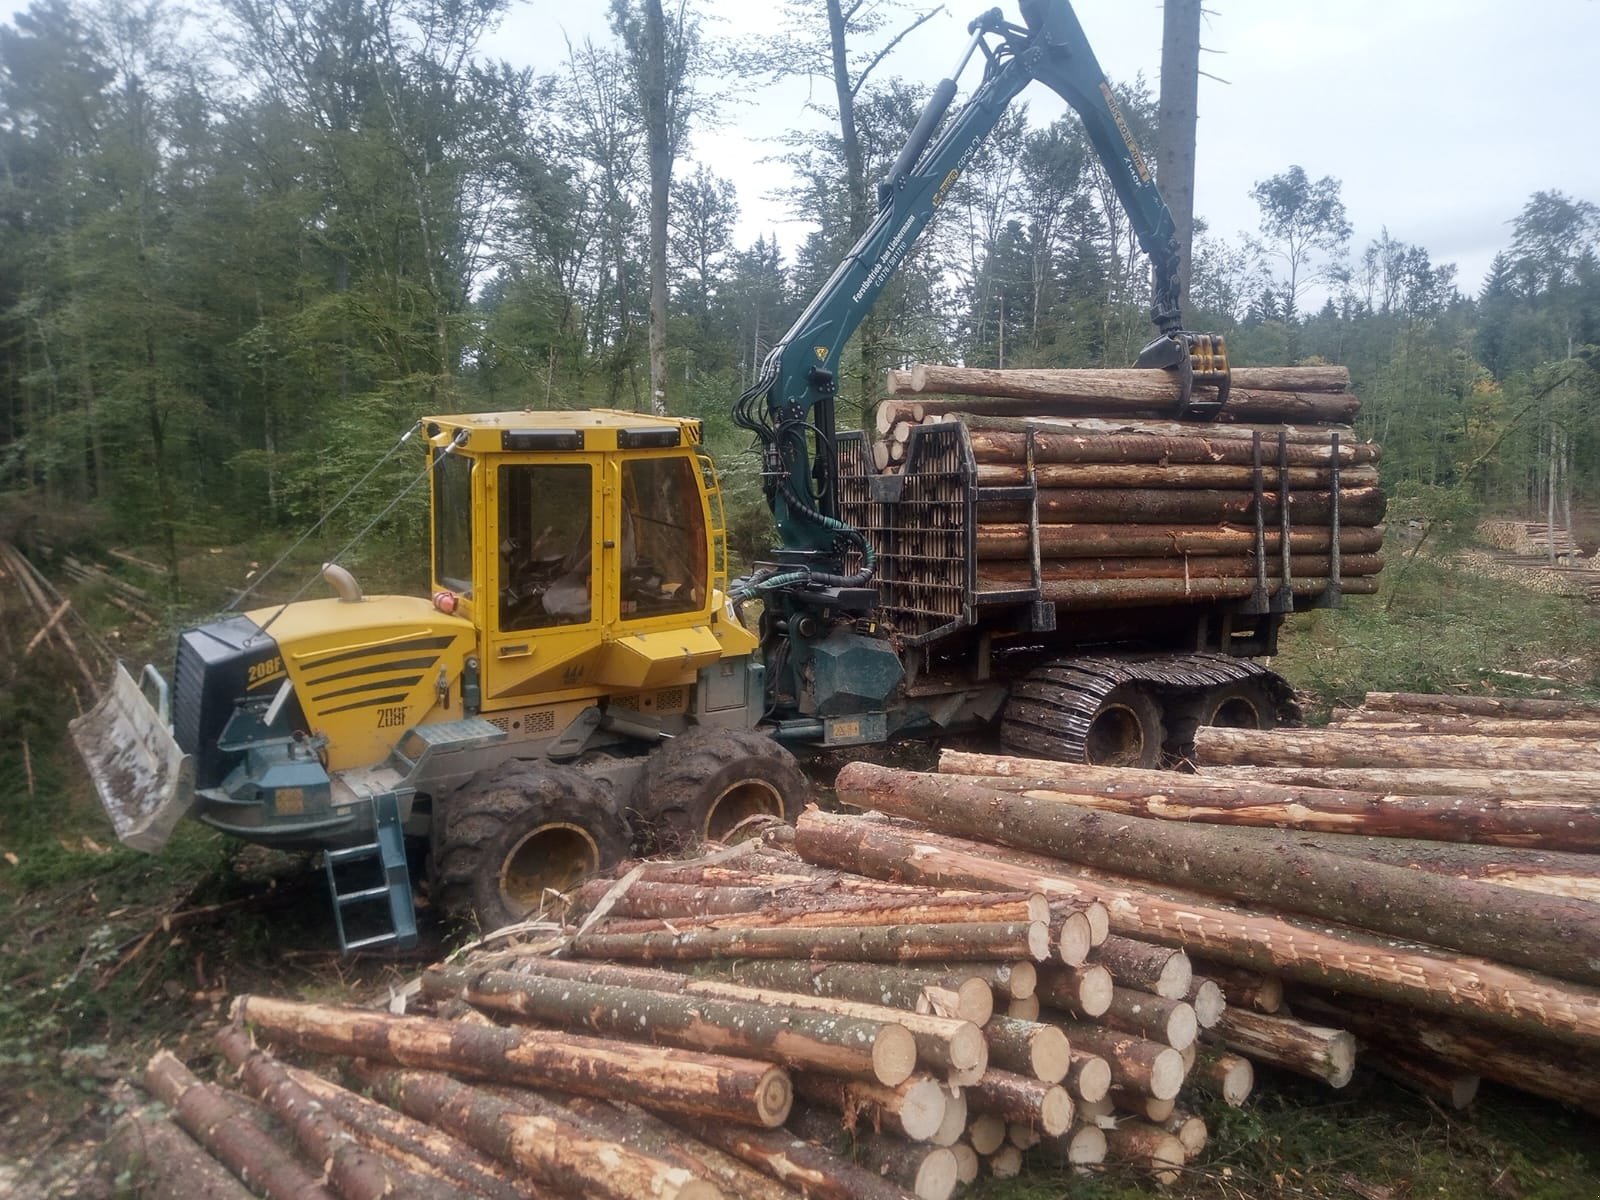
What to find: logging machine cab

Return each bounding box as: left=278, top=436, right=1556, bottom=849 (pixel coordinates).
left=426, top=410, right=739, bottom=708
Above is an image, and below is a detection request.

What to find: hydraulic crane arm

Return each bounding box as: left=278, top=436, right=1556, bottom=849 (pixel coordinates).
left=734, top=0, right=1229, bottom=593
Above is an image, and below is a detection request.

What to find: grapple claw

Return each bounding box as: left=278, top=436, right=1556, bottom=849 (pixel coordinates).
left=1135, top=330, right=1231, bottom=419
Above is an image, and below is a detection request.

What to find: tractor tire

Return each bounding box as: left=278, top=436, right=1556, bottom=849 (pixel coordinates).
left=434, top=763, right=629, bottom=932
left=1198, top=678, right=1284, bottom=731
left=1080, top=684, right=1166, bottom=768
left=629, top=727, right=808, bottom=854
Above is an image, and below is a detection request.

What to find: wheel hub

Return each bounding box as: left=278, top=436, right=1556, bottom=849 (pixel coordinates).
left=1085, top=703, right=1147, bottom=766
left=702, top=780, right=785, bottom=842
left=499, top=822, right=600, bottom=914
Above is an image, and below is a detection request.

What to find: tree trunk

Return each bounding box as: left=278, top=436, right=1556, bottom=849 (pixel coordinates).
left=1212, top=1008, right=1356, bottom=1087
left=832, top=763, right=1600, bottom=986
left=711, top=960, right=994, bottom=1027
left=1289, top=992, right=1600, bottom=1116
left=965, top=428, right=1380, bottom=467
left=354, top=1065, right=718, bottom=1200
left=587, top=892, right=1049, bottom=936
left=901, top=408, right=1358, bottom=443
left=102, top=1110, right=257, bottom=1200
left=212, top=1028, right=445, bottom=1200
left=789, top=1106, right=957, bottom=1200
left=936, top=750, right=1600, bottom=852
left=1327, top=713, right=1600, bottom=739
left=643, top=0, right=671, bottom=415
left=143, top=1051, right=334, bottom=1200
left=885, top=364, right=1358, bottom=422
left=233, top=995, right=791, bottom=1127
left=977, top=461, right=1378, bottom=490
left=1202, top=763, right=1600, bottom=800
left=1194, top=726, right=1600, bottom=771
left=1190, top=1050, right=1254, bottom=1106
left=662, top=1116, right=919, bottom=1200
left=1036, top=963, right=1114, bottom=1017
left=1097, top=987, right=1198, bottom=1050
left=1065, top=1049, right=1113, bottom=1103
left=982, top=1015, right=1071, bottom=1083
left=552, top=1098, right=799, bottom=1200
left=791, top=810, right=1600, bottom=1047
left=429, top=965, right=920, bottom=1084
left=1189, top=961, right=1282, bottom=1014
left=1046, top=1023, right=1186, bottom=1101
left=1157, top=0, right=1202, bottom=320
left=974, top=522, right=1384, bottom=560
left=1101, top=1122, right=1187, bottom=1184
left=984, top=485, right=1387, bottom=526
left=440, top=960, right=977, bottom=1077
left=964, top=1071, right=1074, bottom=1137
left=1361, top=691, right=1600, bottom=720
left=1095, top=935, right=1192, bottom=1000
left=281, top=1065, right=539, bottom=1200
left=568, top=919, right=1052, bottom=964
left=981, top=552, right=1384, bottom=583
left=792, top=1073, right=949, bottom=1143
left=1366, top=1049, right=1480, bottom=1110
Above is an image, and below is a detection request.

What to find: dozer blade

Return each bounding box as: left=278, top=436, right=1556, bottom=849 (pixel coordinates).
left=69, top=662, right=195, bottom=852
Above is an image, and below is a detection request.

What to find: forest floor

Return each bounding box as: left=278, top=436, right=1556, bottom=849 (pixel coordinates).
left=2, top=530, right=1599, bottom=1198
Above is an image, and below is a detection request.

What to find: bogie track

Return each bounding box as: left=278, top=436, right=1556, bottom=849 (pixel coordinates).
left=1000, top=653, right=1301, bottom=766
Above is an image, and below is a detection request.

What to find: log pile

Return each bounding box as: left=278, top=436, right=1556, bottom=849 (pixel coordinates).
left=105, top=690, right=1600, bottom=1194
left=868, top=364, right=1384, bottom=608
left=912, top=690, right=1600, bottom=1115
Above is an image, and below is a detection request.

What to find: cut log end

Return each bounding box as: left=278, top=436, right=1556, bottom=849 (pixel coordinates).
left=1149, top=1047, right=1187, bottom=1102
left=950, top=1141, right=979, bottom=1184
left=896, top=1079, right=951, bottom=1142
left=1068, top=1053, right=1113, bottom=1104
left=1038, top=1085, right=1075, bottom=1136
left=955, top=978, right=995, bottom=1026
left=968, top=1113, right=1006, bottom=1156
left=1030, top=1025, right=1071, bottom=1084
left=931, top=1088, right=968, bottom=1148
left=986, top=1144, right=1024, bottom=1180
left=1189, top=980, right=1226, bottom=1028
left=1026, top=920, right=1052, bottom=961
left=1057, top=911, right=1093, bottom=966
left=871, top=1025, right=919, bottom=1088
left=1067, top=1122, right=1107, bottom=1166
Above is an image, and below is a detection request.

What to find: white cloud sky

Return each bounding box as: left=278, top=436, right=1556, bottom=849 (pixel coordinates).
left=7, top=0, right=1597, bottom=298
left=497, top=0, right=1600, bottom=298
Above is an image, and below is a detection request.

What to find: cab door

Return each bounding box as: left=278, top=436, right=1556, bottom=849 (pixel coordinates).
left=481, top=457, right=606, bottom=704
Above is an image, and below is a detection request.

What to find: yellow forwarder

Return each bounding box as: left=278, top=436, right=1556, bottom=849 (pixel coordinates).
left=73, top=410, right=803, bottom=947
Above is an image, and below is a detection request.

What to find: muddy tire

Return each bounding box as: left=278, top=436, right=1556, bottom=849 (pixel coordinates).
left=434, top=763, right=630, bottom=931
left=1004, top=670, right=1165, bottom=768
left=1198, top=678, right=1283, bottom=731
left=1081, top=685, right=1165, bottom=768
left=630, top=727, right=807, bottom=854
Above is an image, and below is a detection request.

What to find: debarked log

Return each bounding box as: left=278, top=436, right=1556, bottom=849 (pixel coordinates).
left=935, top=750, right=1600, bottom=853
left=1194, top=726, right=1600, bottom=772
left=974, top=462, right=1379, bottom=490
left=425, top=964, right=927, bottom=1084
left=353, top=1065, right=720, bottom=1200
left=143, top=1050, right=334, bottom=1200
left=1212, top=1008, right=1356, bottom=1087
left=231, top=995, right=791, bottom=1127
left=982, top=485, right=1386, bottom=525
left=790, top=811, right=1600, bottom=1048
left=973, top=522, right=1385, bottom=560
left=964, top=428, right=1379, bottom=468
left=831, top=763, right=1600, bottom=987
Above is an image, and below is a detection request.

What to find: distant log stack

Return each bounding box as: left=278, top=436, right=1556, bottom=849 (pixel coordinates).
left=859, top=363, right=1384, bottom=613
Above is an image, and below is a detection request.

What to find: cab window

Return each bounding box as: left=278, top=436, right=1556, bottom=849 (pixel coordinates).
left=498, top=463, right=593, bottom=631
left=433, top=452, right=473, bottom=593
left=620, top=456, right=707, bottom=619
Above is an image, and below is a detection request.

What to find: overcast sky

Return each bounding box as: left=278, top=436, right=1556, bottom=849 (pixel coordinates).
left=496, top=0, right=1600, bottom=299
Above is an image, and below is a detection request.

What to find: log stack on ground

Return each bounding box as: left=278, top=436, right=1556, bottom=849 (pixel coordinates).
left=106, top=689, right=1600, bottom=1194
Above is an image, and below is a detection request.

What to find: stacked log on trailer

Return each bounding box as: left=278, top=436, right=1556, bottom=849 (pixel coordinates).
left=867, top=364, right=1384, bottom=609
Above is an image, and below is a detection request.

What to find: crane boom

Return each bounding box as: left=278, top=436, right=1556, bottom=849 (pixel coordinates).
left=734, top=0, right=1229, bottom=597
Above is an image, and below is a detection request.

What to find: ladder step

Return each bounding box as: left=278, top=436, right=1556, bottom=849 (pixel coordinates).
left=336, top=885, right=396, bottom=904
left=326, top=843, right=381, bottom=863
left=343, top=931, right=404, bottom=951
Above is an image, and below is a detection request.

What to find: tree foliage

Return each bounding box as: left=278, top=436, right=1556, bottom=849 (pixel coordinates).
left=0, top=0, right=1596, bottom=591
